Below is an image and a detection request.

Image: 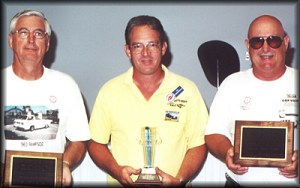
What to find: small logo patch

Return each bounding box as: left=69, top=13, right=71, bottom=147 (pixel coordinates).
left=165, top=111, right=179, bottom=122
left=166, top=86, right=184, bottom=102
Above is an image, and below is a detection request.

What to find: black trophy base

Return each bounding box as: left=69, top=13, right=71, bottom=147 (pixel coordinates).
left=134, top=173, right=162, bottom=187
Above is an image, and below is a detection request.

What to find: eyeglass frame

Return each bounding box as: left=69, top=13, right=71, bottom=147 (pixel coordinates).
left=248, top=35, right=285, bottom=49
left=129, top=41, right=161, bottom=54
left=12, top=28, right=48, bottom=39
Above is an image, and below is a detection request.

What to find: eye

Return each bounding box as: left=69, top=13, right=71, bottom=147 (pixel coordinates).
left=34, top=30, right=44, bottom=37
left=132, top=43, right=142, bottom=49
left=148, top=42, right=159, bottom=48
left=18, top=29, right=29, bottom=36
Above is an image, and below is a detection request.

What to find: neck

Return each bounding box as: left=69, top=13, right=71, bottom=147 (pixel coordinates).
left=12, top=62, right=44, bottom=81
left=253, top=66, right=286, bottom=81
left=134, top=71, right=164, bottom=86
left=133, top=70, right=165, bottom=101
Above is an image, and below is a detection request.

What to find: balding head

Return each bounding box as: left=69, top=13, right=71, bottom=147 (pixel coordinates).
left=247, top=15, right=286, bottom=39
left=245, top=15, right=289, bottom=81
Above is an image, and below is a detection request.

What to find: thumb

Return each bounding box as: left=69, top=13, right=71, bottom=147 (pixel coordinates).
left=292, top=151, right=298, bottom=161
left=131, top=167, right=142, bottom=175
left=155, top=167, right=163, bottom=176
left=228, top=147, right=234, bottom=157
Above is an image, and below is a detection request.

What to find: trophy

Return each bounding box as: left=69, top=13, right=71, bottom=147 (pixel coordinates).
left=135, top=127, right=162, bottom=186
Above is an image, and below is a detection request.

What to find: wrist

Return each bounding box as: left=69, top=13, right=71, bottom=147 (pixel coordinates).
left=63, top=160, right=70, bottom=167
left=176, top=176, right=187, bottom=187
left=179, top=179, right=187, bottom=187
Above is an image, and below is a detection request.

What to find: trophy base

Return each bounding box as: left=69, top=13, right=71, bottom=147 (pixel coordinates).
left=134, top=168, right=162, bottom=187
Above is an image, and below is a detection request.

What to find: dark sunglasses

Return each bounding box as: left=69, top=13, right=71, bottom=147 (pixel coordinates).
left=249, top=36, right=284, bottom=49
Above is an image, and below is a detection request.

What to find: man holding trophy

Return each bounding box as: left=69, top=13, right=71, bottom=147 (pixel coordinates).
left=88, top=15, right=208, bottom=187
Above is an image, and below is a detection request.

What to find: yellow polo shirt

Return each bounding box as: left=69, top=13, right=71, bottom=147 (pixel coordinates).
left=89, top=65, right=208, bottom=185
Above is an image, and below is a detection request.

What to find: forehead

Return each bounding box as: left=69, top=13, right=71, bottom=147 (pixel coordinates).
left=130, top=25, right=159, bottom=42
left=248, top=17, right=285, bottom=37
left=15, top=15, right=45, bottom=30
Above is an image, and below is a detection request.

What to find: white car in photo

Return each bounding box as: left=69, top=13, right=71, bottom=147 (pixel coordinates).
left=13, top=115, right=51, bottom=131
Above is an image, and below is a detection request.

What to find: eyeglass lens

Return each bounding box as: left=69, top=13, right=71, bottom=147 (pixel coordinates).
left=249, top=36, right=283, bottom=49
left=15, top=28, right=47, bottom=39
left=130, top=42, right=160, bottom=54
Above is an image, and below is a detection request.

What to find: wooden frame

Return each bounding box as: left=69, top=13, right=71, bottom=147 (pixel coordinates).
left=234, top=121, right=294, bottom=167
left=4, top=150, right=62, bottom=187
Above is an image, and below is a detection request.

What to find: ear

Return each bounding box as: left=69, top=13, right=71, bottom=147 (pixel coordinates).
left=46, top=37, right=50, bottom=52
left=244, top=38, right=250, bottom=51
left=161, top=41, right=167, bottom=56
left=124, top=44, right=132, bottom=59
left=9, top=33, right=13, bottom=49
left=283, top=35, right=289, bottom=50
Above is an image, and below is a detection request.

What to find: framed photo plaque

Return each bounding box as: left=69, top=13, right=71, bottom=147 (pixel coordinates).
left=234, top=121, right=294, bottom=167
left=4, top=150, right=63, bottom=187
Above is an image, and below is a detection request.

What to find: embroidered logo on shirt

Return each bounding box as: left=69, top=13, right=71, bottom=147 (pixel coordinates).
left=279, top=93, right=298, bottom=128
left=240, top=96, right=251, bottom=110
left=165, top=111, right=179, bottom=122
left=49, top=95, right=57, bottom=103
left=166, top=86, right=184, bottom=102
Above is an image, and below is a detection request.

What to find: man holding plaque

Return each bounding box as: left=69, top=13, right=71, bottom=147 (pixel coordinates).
left=1, top=10, right=91, bottom=186
left=205, top=15, right=298, bottom=187
left=88, top=15, right=208, bottom=187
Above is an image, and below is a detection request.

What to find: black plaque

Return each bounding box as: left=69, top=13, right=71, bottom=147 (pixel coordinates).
left=234, top=121, right=294, bottom=167
left=4, top=150, right=62, bottom=187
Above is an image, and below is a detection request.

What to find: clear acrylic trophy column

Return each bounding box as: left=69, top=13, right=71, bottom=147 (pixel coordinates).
left=134, top=127, right=162, bottom=186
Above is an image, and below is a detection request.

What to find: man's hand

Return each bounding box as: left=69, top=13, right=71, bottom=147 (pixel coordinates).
left=279, top=150, right=298, bottom=178
left=155, top=167, right=182, bottom=186
left=226, top=147, right=248, bottom=175
left=117, top=166, right=141, bottom=187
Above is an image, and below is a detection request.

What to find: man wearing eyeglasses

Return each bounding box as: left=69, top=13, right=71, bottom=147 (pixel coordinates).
left=205, top=15, right=298, bottom=187
left=88, top=15, right=208, bottom=187
left=1, top=10, right=90, bottom=186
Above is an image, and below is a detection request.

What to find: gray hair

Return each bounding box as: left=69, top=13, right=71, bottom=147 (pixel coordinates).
left=10, top=10, right=51, bottom=37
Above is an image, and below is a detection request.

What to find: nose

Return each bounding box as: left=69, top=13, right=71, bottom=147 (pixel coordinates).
left=27, top=32, right=35, bottom=43
left=261, top=39, right=270, bottom=51
left=141, top=46, right=150, bottom=55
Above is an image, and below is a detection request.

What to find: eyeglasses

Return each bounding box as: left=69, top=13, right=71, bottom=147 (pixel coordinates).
left=13, top=28, right=48, bottom=39
left=249, top=36, right=284, bottom=49
left=130, top=42, right=161, bottom=54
